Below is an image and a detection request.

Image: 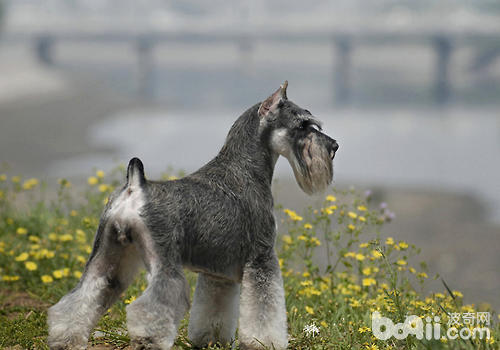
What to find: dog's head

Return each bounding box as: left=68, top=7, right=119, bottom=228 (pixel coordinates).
left=259, top=81, right=339, bottom=195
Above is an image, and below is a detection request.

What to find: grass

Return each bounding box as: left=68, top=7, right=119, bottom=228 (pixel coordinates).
left=0, top=168, right=498, bottom=349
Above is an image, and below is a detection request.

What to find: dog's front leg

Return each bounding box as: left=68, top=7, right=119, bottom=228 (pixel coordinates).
left=238, top=253, right=288, bottom=350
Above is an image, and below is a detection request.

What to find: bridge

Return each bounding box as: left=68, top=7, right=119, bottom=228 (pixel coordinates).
left=18, top=28, right=500, bottom=105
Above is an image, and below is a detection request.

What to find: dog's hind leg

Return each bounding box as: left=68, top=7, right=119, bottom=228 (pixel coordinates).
left=238, top=253, right=288, bottom=350
left=126, top=260, right=190, bottom=350
left=188, top=273, right=240, bottom=348
left=47, top=225, right=142, bottom=350
left=48, top=158, right=147, bottom=349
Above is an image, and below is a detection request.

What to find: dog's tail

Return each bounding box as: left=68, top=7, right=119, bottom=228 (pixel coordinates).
left=126, top=157, right=146, bottom=188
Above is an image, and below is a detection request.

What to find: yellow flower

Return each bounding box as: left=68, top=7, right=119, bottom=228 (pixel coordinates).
left=310, top=237, right=321, bottom=246
left=358, top=326, right=370, bottom=333
left=58, top=234, right=73, bottom=242
left=326, top=195, right=336, bottom=202
left=15, top=252, right=29, bottom=261
left=298, top=235, right=308, bottom=241
left=70, top=210, right=78, bottom=217
left=362, top=267, right=372, bottom=276
left=48, top=233, right=58, bottom=241
left=320, top=321, right=328, bottom=328
left=125, top=296, right=136, bottom=304
left=28, top=235, right=40, bottom=242
left=365, top=345, right=379, bottom=350
left=22, top=178, right=39, bottom=190
left=2, top=275, right=20, bottom=282
left=11, top=175, right=21, bottom=183
left=372, top=250, right=383, bottom=259
left=53, top=270, right=64, bottom=279
left=452, top=290, right=463, bottom=298
left=324, top=207, right=334, bottom=215
left=0, top=174, right=6, bottom=181
left=96, top=170, right=105, bottom=178
left=300, top=280, right=313, bottom=287
left=355, top=253, right=365, bottom=261
left=396, top=259, right=407, bottom=266
left=347, top=224, right=356, bottom=231
left=385, top=237, right=394, bottom=245
left=98, top=184, right=109, bottom=193
left=305, top=306, right=314, bottom=315
left=87, top=176, right=98, bottom=185
left=303, top=223, right=313, bottom=229
left=418, top=272, right=428, bottom=279
left=362, top=278, right=376, bottom=287
left=349, top=298, right=361, bottom=307
left=357, top=205, right=367, bottom=211
left=409, top=267, right=416, bottom=274
left=282, top=235, right=293, bottom=245
left=358, top=216, right=366, bottom=222
left=302, top=271, right=310, bottom=277
left=398, top=241, right=409, bottom=249
left=348, top=211, right=358, bottom=219
left=73, top=271, right=83, bottom=279
left=283, top=209, right=303, bottom=221
left=359, top=242, right=369, bottom=248
left=25, top=261, right=37, bottom=271
left=16, top=227, right=28, bottom=235
left=41, top=275, right=53, bottom=283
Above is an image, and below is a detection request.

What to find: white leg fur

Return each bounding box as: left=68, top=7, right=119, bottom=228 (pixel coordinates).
left=48, top=271, right=108, bottom=349
left=127, top=269, right=190, bottom=349
left=238, top=257, right=288, bottom=350
left=188, top=274, right=240, bottom=347
left=48, top=245, right=141, bottom=349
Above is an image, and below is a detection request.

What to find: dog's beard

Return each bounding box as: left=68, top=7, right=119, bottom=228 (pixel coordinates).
left=289, top=133, right=333, bottom=195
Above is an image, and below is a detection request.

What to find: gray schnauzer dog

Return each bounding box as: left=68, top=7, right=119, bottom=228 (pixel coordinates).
left=47, top=81, right=339, bottom=350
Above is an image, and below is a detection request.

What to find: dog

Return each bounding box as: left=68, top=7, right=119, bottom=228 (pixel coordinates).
left=47, top=81, right=339, bottom=350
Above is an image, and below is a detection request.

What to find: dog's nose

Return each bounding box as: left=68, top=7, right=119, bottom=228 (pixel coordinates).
left=330, top=141, right=339, bottom=159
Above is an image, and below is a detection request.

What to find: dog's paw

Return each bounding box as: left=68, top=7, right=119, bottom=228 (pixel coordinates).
left=130, top=337, right=162, bottom=350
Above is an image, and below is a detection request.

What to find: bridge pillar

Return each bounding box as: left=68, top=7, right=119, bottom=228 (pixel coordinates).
left=137, top=36, right=155, bottom=99
left=433, top=36, right=453, bottom=106
left=334, top=36, right=352, bottom=106
left=34, top=34, right=54, bottom=65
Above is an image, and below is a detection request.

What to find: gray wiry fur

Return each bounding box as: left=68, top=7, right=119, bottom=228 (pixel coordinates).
left=47, top=82, right=338, bottom=350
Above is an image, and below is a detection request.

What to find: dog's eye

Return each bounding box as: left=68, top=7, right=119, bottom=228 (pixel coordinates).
left=299, top=120, right=321, bottom=131
left=309, top=123, right=321, bottom=132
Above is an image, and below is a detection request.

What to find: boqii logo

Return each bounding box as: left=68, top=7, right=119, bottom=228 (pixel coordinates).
left=371, top=311, right=491, bottom=340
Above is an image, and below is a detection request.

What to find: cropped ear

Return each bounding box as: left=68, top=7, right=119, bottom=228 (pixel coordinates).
left=258, top=81, right=288, bottom=119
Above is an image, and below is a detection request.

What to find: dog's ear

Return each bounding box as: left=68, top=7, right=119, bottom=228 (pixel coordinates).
left=258, top=81, right=288, bottom=119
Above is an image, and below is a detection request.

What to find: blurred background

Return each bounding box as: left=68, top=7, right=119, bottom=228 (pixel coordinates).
left=0, top=1, right=498, bottom=308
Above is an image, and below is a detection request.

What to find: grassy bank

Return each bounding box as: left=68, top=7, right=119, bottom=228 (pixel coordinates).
left=0, top=168, right=497, bottom=349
